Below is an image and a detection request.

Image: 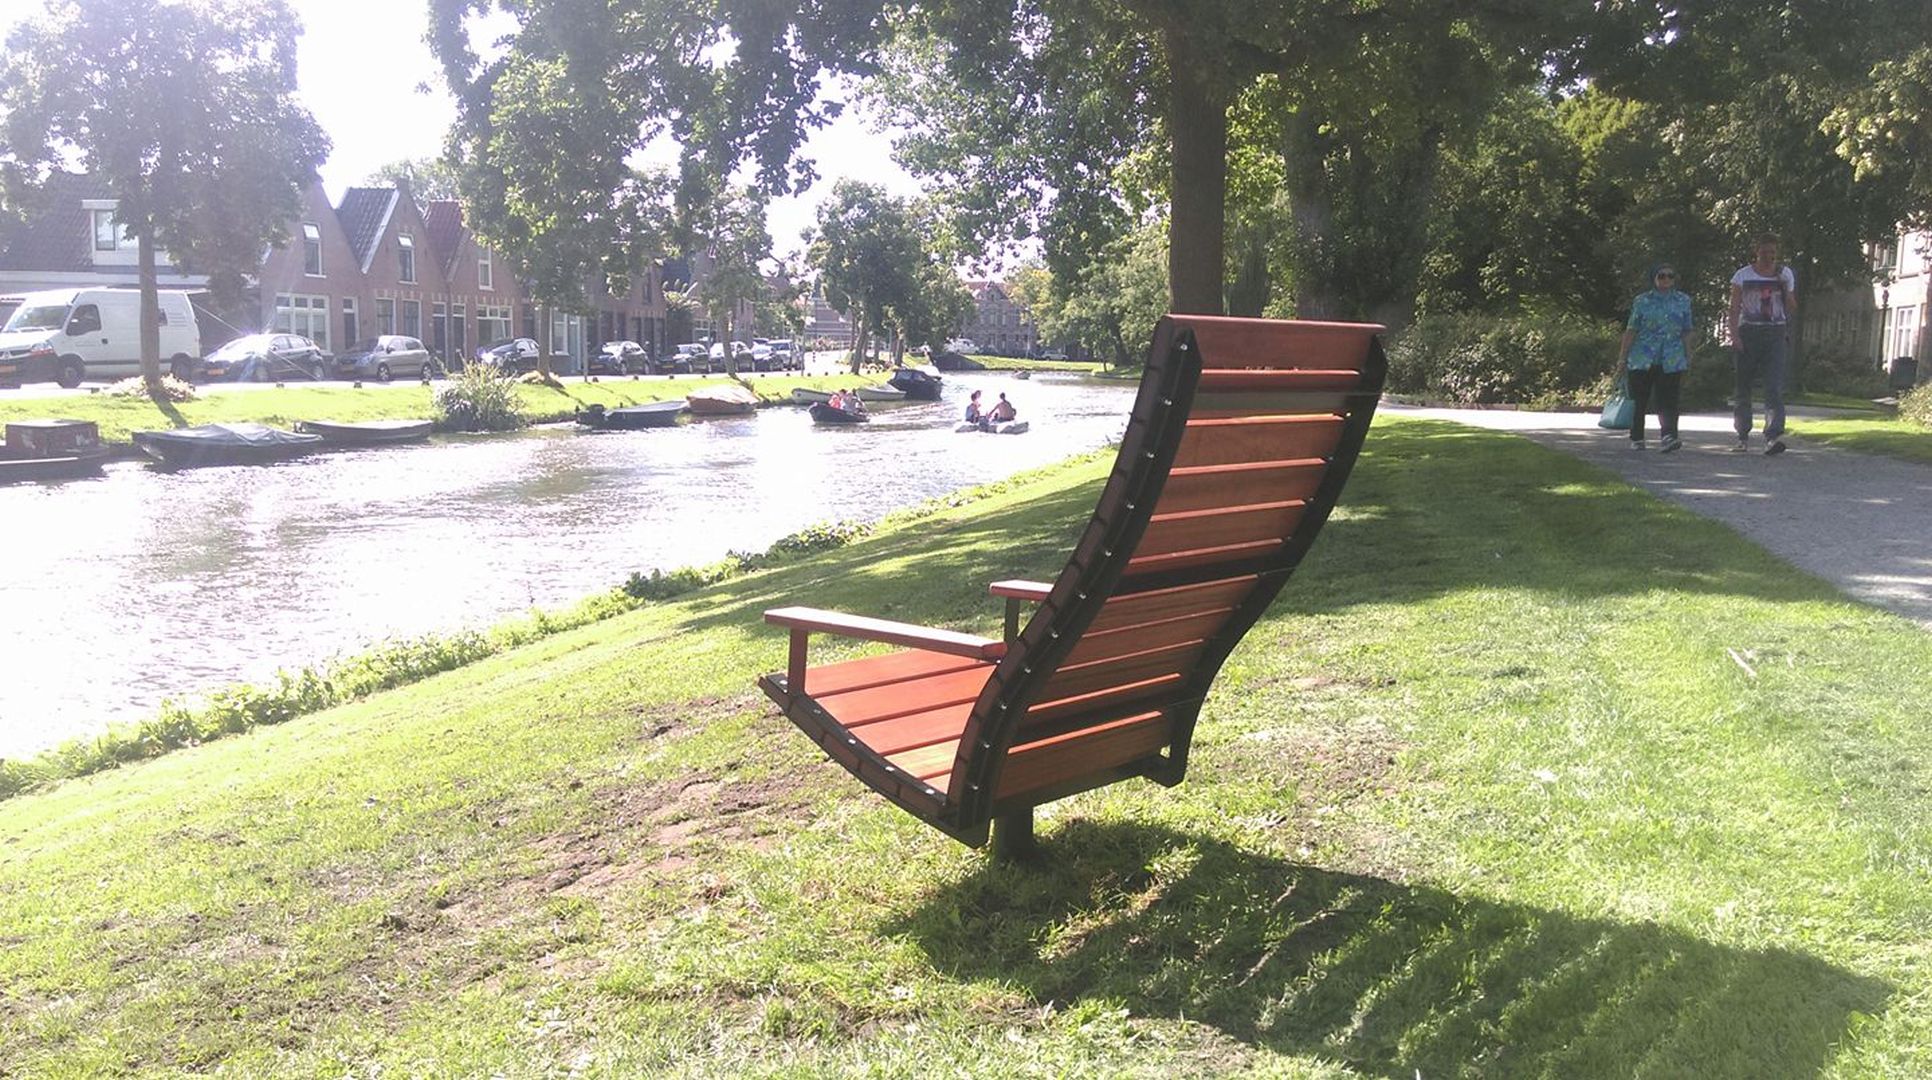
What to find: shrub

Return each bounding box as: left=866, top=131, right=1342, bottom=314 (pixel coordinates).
left=1901, top=383, right=1932, bottom=428
left=1387, top=314, right=1621, bottom=408
left=434, top=362, right=526, bottom=432
left=1797, top=345, right=1890, bottom=400
left=106, top=374, right=197, bottom=401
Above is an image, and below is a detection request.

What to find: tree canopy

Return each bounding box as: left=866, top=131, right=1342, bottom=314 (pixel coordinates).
left=0, top=0, right=328, bottom=385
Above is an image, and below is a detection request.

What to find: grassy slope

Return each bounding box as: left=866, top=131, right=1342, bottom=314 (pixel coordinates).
left=0, top=372, right=870, bottom=446
left=1793, top=413, right=1932, bottom=464
left=961, top=355, right=1104, bottom=373
left=3, top=417, right=1930, bottom=1077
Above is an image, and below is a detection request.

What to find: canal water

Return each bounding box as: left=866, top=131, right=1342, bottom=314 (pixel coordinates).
left=0, top=373, right=1135, bottom=756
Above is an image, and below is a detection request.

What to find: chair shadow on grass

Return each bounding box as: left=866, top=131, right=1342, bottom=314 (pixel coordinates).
left=886, top=821, right=1887, bottom=1080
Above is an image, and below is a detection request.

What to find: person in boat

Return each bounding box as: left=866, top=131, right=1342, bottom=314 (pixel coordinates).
left=840, top=389, right=866, bottom=415
left=963, top=390, right=985, bottom=425
left=827, top=388, right=848, bottom=411
left=984, top=392, right=1017, bottom=427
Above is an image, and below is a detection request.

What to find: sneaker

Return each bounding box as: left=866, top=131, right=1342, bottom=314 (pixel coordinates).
left=1660, top=434, right=1682, bottom=454
left=1765, top=436, right=1787, bottom=456
left=1731, top=438, right=1749, bottom=453
left=1629, top=438, right=1647, bottom=451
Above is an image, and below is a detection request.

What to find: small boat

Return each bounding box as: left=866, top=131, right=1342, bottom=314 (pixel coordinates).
left=578, top=401, right=686, bottom=430
left=809, top=402, right=869, bottom=425
left=685, top=384, right=760, bottom=416
left=887, top=365, right=944, bottom=401
left=132, top=422, right=323, bottom=469
left=0, top=419, right=108, bottom=484
left=1012, top=370, right=1033, bottom=380
left=955, top=421, right=1031, bottom=435
left=295, top=419, right=434, bottom=446
left=854, top=384, right=907, bottom=403
left=790, top=387, right=833, bottom=405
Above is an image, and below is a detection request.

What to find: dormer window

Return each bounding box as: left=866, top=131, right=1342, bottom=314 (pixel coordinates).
left=302, top=223, right=322, bottom=276
left=92, top=209, right=120, bottom=252
left=399, top=234, right=416, bottom=283
left=478, top=247, right=493, bottom=290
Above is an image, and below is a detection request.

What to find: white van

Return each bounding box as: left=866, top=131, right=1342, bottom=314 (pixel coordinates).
left=0, top=287, right=200, bottom=387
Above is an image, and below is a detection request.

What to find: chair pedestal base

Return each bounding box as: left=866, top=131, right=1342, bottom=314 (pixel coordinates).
left=992, top=808, right=1036, bottom=862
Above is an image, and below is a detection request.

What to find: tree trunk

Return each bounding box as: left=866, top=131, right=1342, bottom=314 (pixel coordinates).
left=1282, top=111, right=1342, bottom=320
left=848, top=309, right=866, bottom=375
left=137, top=226, right=162, bottom=392
left=1164, top=27, right=1227, bottom=316
left=537, top=304, right=553, bottom=379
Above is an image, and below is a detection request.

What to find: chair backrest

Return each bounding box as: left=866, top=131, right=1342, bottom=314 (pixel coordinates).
left=946, top=315, right=1386, bottom=830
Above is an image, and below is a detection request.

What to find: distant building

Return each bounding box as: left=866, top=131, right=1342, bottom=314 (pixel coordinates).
left=803, top=280, right=854, bottom=348
left=0, top=172, right=673, bottom=371
left=1807, top=227, right=1928, bottom=384
left=961, top=280, right=1038, bottom=357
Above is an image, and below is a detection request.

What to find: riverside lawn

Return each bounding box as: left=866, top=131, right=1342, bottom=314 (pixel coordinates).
left=3, top=418, right=1929, bottom=1076
left=0, top=372, right=870, bottom=446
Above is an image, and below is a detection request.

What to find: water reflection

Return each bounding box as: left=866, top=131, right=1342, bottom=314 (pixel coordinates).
left=0, top=373, right=1133, bottom=755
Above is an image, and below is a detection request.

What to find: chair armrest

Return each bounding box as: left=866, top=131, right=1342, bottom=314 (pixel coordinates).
left=765, top=606, right=1004, bottom=659
left=988, top=580, right=1052, bottom=602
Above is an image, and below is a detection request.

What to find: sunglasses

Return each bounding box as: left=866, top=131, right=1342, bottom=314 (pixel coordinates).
left=1655, top=272, right=1676, bottom=280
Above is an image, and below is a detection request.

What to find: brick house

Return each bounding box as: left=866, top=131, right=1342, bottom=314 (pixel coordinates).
left=961, top=280, right=1039, bottom=357
left=336, top=184, right=447, bottom=353
left=255, top=180, right=363, bottom=353
left=1807, top=228, right=1929, bottom=385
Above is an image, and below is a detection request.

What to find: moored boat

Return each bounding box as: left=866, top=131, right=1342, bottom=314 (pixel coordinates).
left=790, top=387, right=833, bottom=405
left=0, top=419, right=107, bottom=484
left=132, top=422, right=323, bottom=469
left=853, top=384, right=906, bottom=403
left=809, top=402, right=869, bottom=425
left=887, top=365, right=944, bottom=400
left=685, top=384, right=759, bottom=416
left=295, top=419, right=434, bottom=445
left=577, top=401, right=687, bottom=429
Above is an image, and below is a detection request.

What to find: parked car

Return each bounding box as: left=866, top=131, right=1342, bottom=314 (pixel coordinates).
left=335, top=335, right=436, bottom=381
left=476, top=337, right=541, bottom=372
left=590, top=340, right=646, bottom=375
left=0, top=287, right=200, bottom=387
left=200, top=333, right=328, bottom=382
left=766, top=340, right=797, bottom=369
left=943, top=337, right=978, bottom=355
left=656, top=342, right=707, bottom=374
left=709, top=340, right=760, bottom=370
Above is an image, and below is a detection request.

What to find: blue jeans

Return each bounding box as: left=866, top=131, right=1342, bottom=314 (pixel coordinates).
left=1735, top=324, right=1788, bottom=439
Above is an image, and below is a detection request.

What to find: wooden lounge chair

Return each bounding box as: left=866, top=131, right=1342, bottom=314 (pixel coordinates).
left=757, top=315, right=1387, bottom=853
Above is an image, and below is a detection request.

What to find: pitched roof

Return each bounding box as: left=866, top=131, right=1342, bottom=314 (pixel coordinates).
left=335, top=187, right=398, bottom=272
left=423, top=200, right=465, bottom=272
left=0, top=172, right=113, bottom=273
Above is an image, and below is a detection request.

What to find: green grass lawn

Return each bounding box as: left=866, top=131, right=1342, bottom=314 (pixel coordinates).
left=962, top=355, right=1106, bottom=373
left=3, top=416, right=1930, bottom=1076
left=0, top=371, right=871, bottom=446
left=1794, top=412, right=1932, bottom=463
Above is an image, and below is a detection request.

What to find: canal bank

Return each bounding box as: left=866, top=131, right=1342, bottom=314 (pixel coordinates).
left=6, top=417, right=1932, bottom=1075
left=0, top=372, right=1134, bottom=756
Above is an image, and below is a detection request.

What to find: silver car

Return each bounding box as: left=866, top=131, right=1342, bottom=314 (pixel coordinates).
left=335, top=335, right=436, bottom=381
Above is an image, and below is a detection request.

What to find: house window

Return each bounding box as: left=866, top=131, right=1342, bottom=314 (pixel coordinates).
left=92, top=209, right=120, bottom=253
left=273, top=293, right=330, bottom=349
left=1888, top=305, right=1921, bottom=360
left=343, top=298, right=358, bottom=346
left=302, top=223, right=322, bottom=276
left=377, top=297, right=395, bottom=336
left=478, top=248, right=493, bottom=290
left=478, top=304, right=511, bottom=345
left=432, top=302, right=447, bottom=355
left=401, top=299, right=421, bottom=338
left=398, top=234, right=416, bottom=283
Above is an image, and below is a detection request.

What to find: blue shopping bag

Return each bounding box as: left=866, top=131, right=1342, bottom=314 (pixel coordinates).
left=1599, top=378, right=1634, bottom=430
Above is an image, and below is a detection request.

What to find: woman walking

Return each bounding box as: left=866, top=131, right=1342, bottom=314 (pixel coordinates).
left=1618, top=263, right=1695, bottom=452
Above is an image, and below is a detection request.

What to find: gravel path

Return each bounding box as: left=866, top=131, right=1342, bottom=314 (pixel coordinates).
left=1385, top=404, right=1932, bottom=630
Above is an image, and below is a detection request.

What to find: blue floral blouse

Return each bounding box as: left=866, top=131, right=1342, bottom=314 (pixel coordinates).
left=1625, top=289, right=1694, bottom=373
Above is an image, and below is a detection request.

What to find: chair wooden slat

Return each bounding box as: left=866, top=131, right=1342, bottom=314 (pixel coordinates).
left=799, top=649, right=990, bottom=698
left=1174, top=415, right=1348, bottom=468
left=995, top=712, right=1171, bottom=800
left=1153, top=460, right=1327, bottom=514
left=1135, top=501, right=1306, bottom=558
left=758, top=315, right=1386, bottom=850
left=1063, top=608, right=1234, bottom=666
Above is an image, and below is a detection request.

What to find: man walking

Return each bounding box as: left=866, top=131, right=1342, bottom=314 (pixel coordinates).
left=1728, top=234, right=1798, bottom=454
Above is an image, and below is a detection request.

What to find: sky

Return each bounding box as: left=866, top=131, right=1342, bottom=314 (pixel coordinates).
left=0, top=0, right=924, bottom=258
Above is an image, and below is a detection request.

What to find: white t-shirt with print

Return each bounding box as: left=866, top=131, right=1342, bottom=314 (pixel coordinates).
left=1732, top=264, right=1796, bottom=325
